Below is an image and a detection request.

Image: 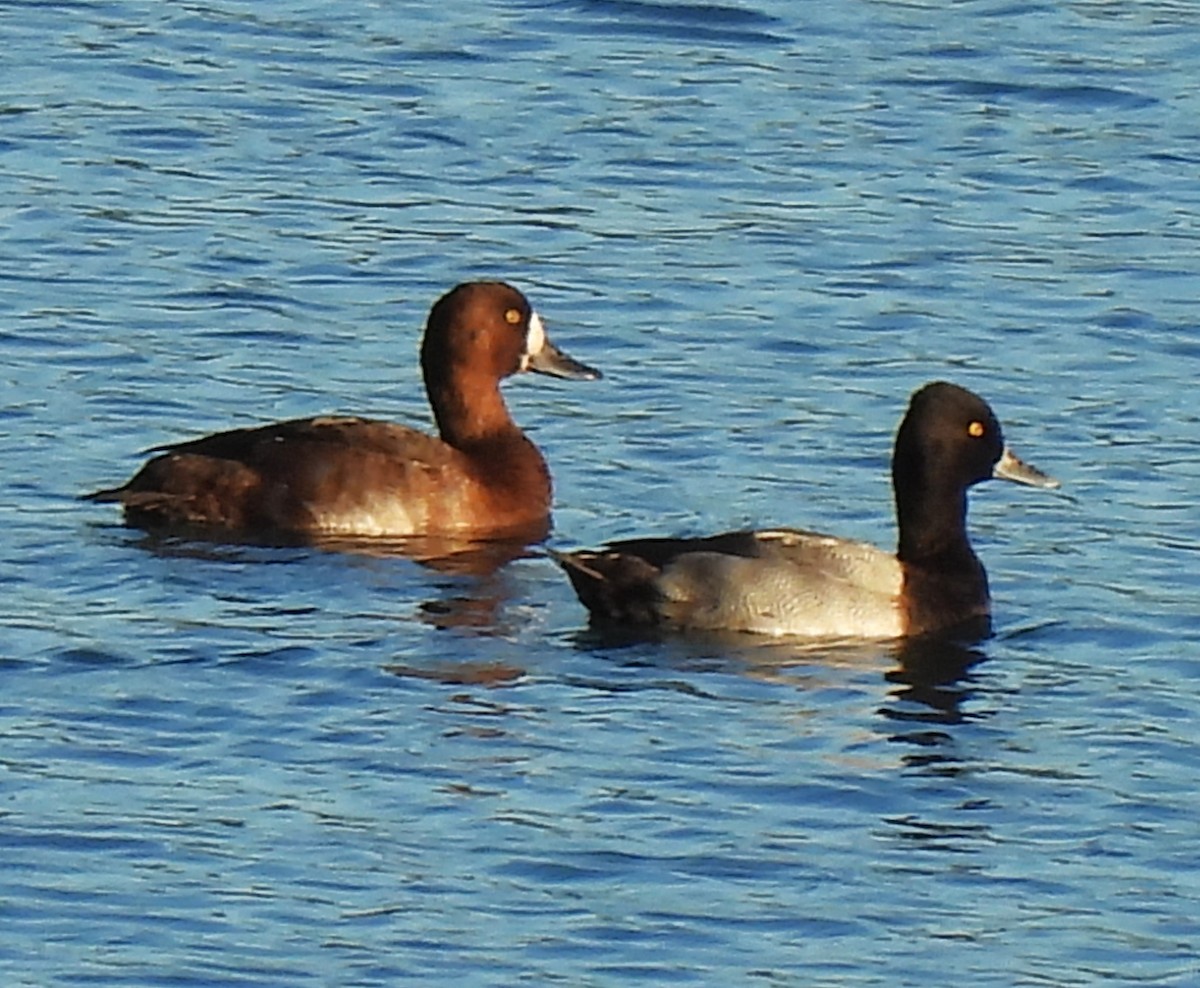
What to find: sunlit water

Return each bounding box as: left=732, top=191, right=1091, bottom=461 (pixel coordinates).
left=3, top=1, right=1199, bottom=985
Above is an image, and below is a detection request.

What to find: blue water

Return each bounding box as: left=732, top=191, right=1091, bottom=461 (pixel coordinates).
left=3, top=1, right=1199, bottom=985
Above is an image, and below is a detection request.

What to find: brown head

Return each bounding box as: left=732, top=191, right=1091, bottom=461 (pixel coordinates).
left=420, top=281, right=599, bottom=446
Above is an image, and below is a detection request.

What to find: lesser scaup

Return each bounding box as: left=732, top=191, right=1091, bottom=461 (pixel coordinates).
left=553, top=382, right=1057, bottom=639
left=86, top=281, right=600, bottom=539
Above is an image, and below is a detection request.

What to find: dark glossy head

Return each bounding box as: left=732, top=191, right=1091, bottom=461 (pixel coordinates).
left=894, top=382, right=1005, bottom=493
left=894, top=381, right=1058, bottom=494
left=891, top=380, right=1057, bottom=565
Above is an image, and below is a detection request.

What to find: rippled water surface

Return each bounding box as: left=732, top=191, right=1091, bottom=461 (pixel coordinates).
left=3, top=1, right=1199, bottom=985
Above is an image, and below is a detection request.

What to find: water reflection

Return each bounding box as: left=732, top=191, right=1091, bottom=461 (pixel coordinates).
left=882, top=636, right=989, bottom=775
left=91, top=522, right=547, bottom=641
left=93, top=521, right=547, bottom=576
left=879, top=812, right=994, bottom=854
left=382, top=660, right=524, bottom=688
left=567, top=621, right=989, bottom=741
left=885, top=635, right=988, bottom=725
left=412, top=564, right=532, bottom=638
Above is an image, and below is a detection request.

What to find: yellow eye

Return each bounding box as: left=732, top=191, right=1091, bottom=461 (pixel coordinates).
left=504, top=308, right=522, bottom=325
left=968, top=420, right=985, bottom=438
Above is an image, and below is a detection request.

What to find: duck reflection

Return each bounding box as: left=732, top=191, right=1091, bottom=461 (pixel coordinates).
left=321, top=531, right=545, bottom=637
left=885, top=633, right=988, bottom=725
left=880, top=634, right=988, bottom=774
left=566, top=620, right=989, bottom=748
left=105, top=518, right=545, bottom=571
left=97, top=522, right=546, bottom=639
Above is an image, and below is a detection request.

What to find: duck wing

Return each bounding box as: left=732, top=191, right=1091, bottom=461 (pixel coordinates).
left=85, top=416, right=470, bottom=534
left=557, top=527, right=904, bottom=638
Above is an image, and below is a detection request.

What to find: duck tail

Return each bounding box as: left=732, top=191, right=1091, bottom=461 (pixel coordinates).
left=80, top=485, right=125, bottom=503
left=549, top=548, right=663, bottom=626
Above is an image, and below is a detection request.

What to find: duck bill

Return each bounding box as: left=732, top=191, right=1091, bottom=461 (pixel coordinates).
left=994, top=447, right=1059, bottom=489
left=523, top=313, right=601, bottom=380
left=527, top=339, right=601, bottom=380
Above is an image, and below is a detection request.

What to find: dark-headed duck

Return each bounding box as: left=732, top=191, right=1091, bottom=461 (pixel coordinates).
left=87, top=281, right=600, bottom=539
left=553, top=382, right=1057, bottom=639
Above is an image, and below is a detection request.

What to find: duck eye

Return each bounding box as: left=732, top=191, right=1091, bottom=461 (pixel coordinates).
left=967, top=420, right=985, bottom=438
left=504, top=308, right=523, bottom=326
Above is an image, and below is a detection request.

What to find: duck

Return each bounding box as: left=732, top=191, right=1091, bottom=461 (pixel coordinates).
left=86, top=281, right=600, bottom=540
left=553, top=381, right=1057, bottom=639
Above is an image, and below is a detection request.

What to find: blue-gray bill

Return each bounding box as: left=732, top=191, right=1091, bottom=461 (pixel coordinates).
left=529, top=340, right=602, bottom=381
left=994, top=447, right=1059, bottom=489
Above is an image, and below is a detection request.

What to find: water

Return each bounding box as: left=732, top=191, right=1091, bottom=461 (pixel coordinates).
left=3, top=1, right=1199, bottom=984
